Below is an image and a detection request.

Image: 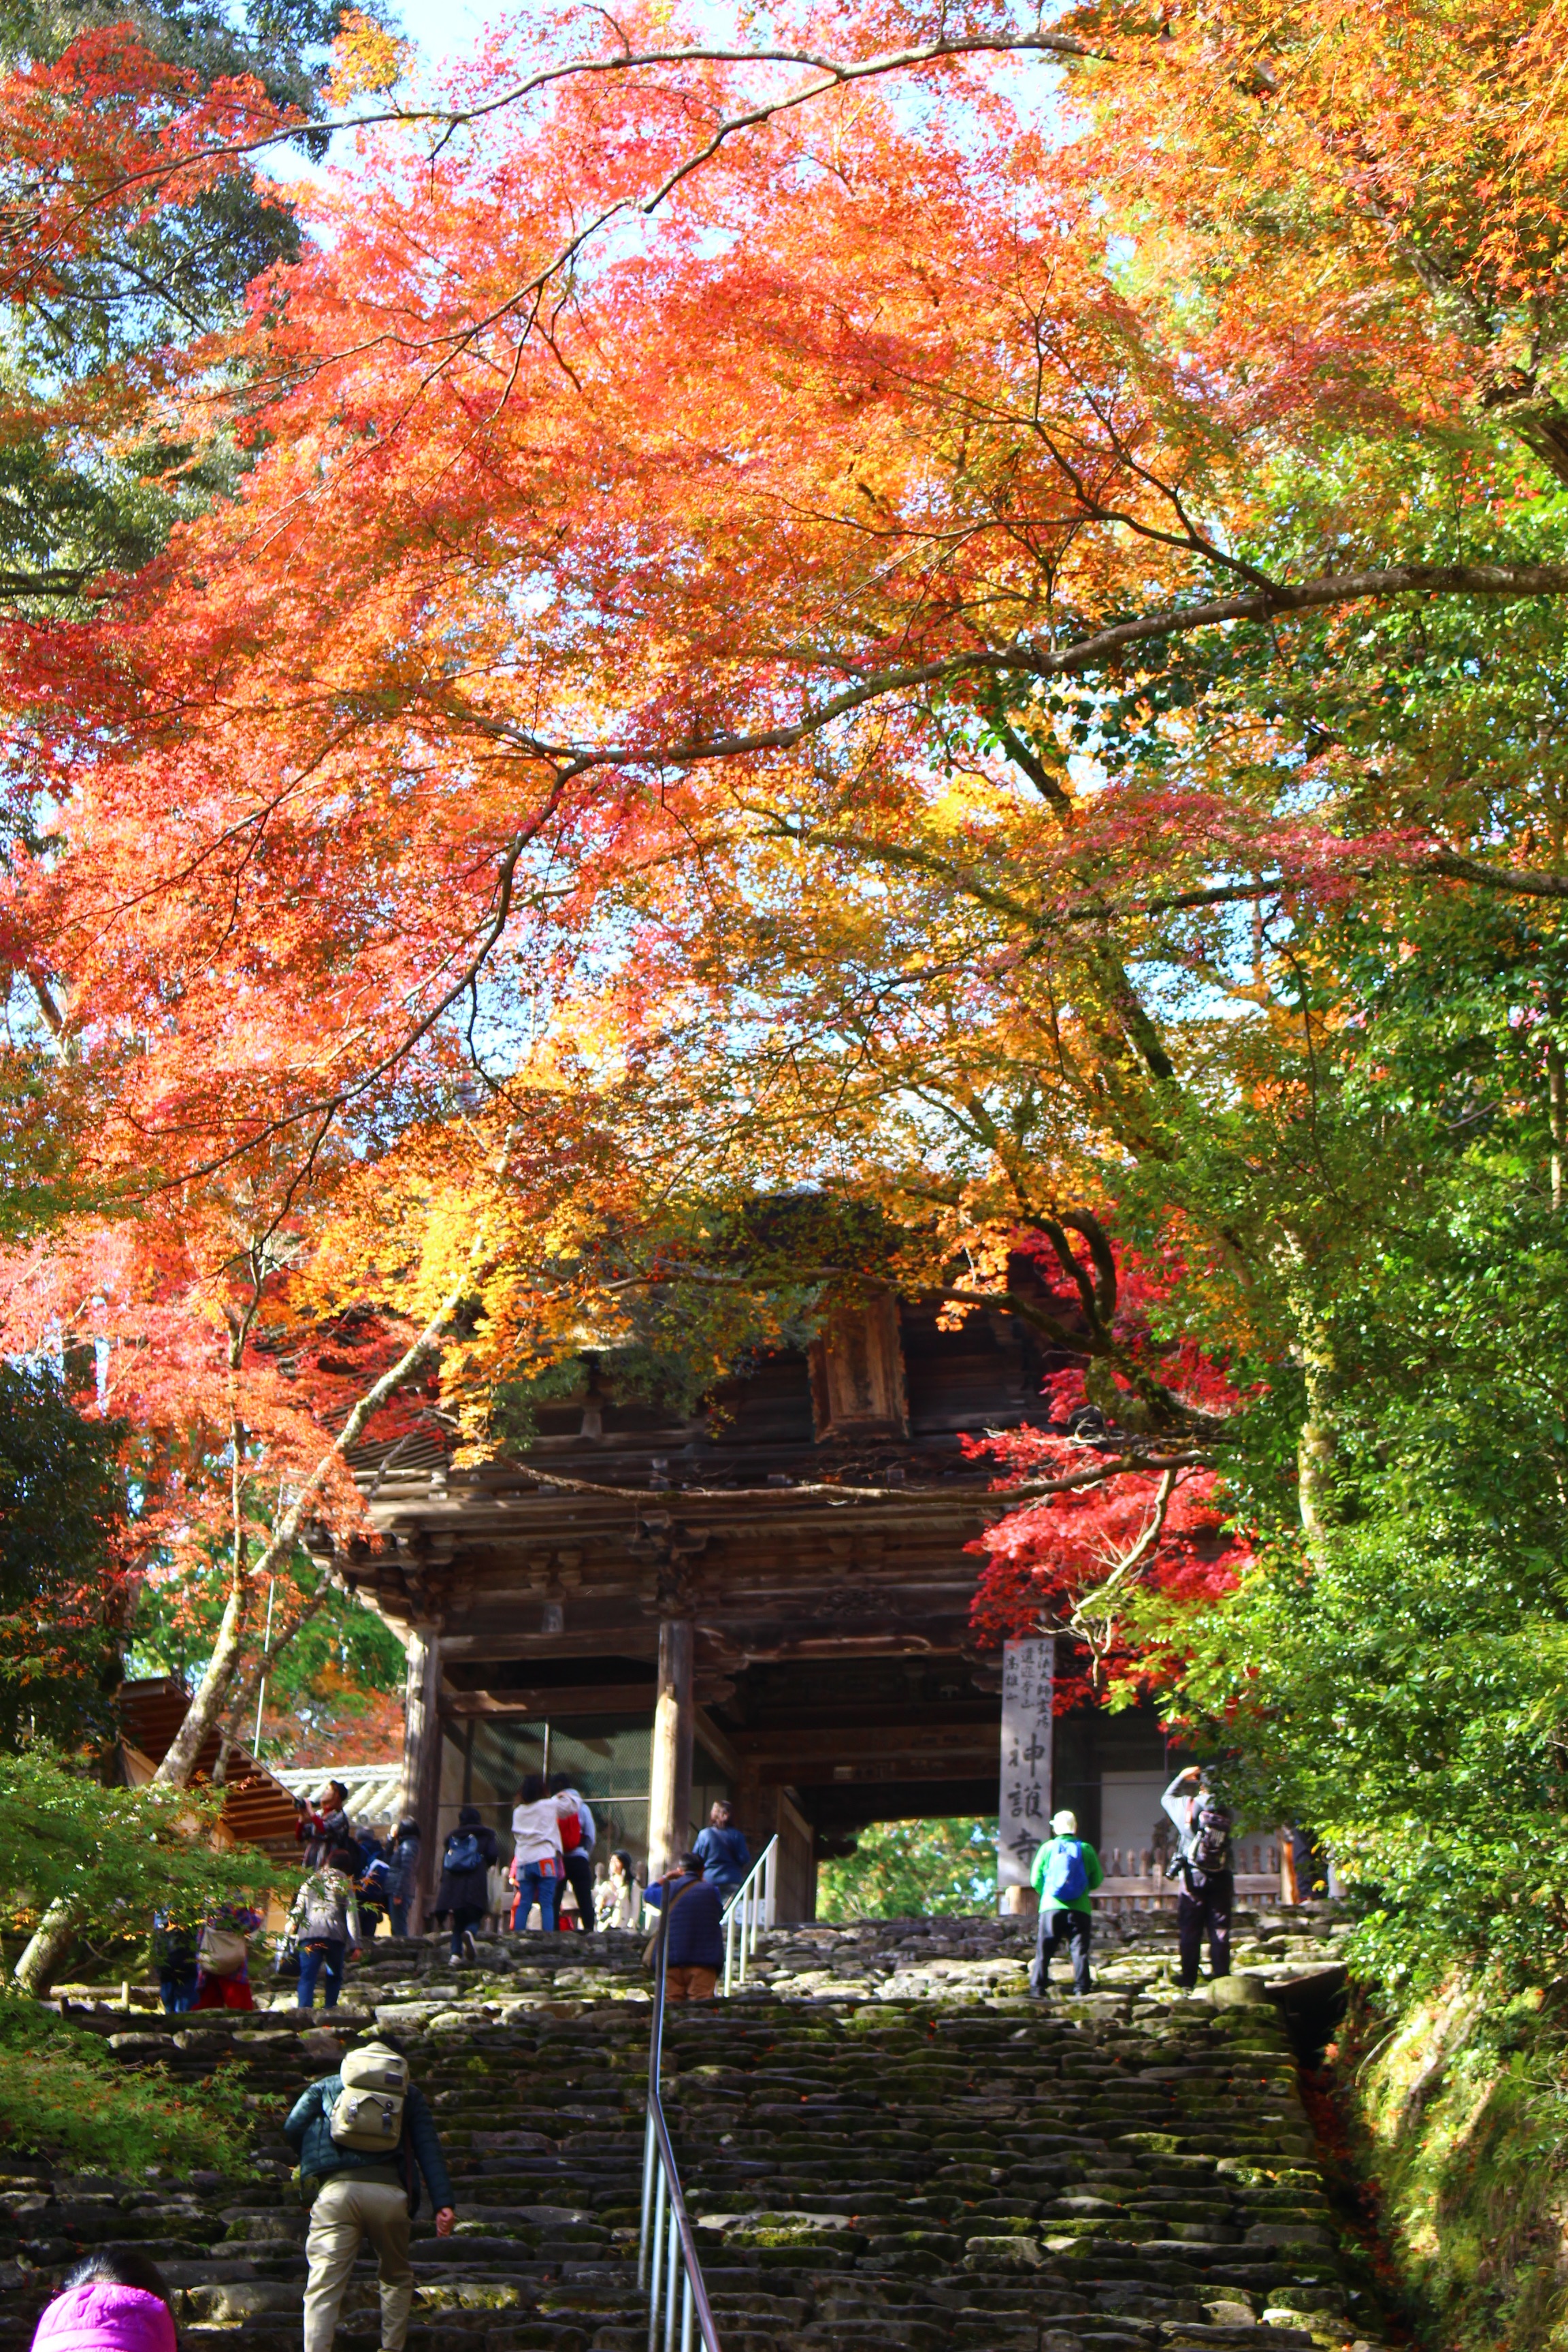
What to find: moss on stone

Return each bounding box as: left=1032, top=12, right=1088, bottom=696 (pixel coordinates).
left=1345, top=1978, right=1568, bottom=2350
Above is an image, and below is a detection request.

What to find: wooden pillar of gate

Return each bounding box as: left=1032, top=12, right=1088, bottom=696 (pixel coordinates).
left=649, top=1618, right=695, bottom=1882
left=400, top=1622, right=444, bottom=1932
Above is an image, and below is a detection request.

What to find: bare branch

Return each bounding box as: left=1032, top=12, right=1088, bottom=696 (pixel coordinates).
left=1062, top=1468, right=1179, bottom=1659
left=491, top=1447, right=1218, bottom=1507
left=6, top=29, right=1095, bottom=313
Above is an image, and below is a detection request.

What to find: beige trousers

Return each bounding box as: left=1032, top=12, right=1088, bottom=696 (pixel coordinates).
left=304, top=2174, right=414, bottom=2351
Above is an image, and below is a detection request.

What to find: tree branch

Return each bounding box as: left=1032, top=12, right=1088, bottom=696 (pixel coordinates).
left=486, top=1446, right=1217, bottom=1508
left=152, top=1272, right=474, bottom=1787
left=7, top=29, right=1096, bottom=312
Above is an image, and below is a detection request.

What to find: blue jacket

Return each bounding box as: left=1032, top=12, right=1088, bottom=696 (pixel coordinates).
left=692, top=1824, right=751, bottom=1891
left=284, top=2074, right=453, bottom=2216
left=645, top=1873, right=725, bottom=1969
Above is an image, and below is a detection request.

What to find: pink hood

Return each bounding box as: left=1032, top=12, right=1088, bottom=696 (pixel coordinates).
left=31, top=2285, right=177, bottom=2352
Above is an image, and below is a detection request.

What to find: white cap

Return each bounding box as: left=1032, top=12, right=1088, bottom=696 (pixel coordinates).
left=1051, top=1809, right=1077, bottom=1835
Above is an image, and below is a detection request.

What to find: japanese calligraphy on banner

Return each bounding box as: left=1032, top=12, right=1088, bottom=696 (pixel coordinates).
left=998, top=1635, right=1055, bottom=1890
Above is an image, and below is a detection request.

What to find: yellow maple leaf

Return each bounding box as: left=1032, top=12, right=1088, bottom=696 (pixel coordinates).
left=327, top=10, right=410, bottom=103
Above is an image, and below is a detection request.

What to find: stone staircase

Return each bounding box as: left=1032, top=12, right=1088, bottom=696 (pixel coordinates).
left=0, top=1906, right=1391, bottom=2352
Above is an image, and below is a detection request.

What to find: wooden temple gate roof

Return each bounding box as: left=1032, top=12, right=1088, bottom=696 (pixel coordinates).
left=115, top=1676, right=303, bottom=1859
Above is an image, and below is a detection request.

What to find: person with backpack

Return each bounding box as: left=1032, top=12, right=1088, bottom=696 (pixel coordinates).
left=1028, top=1808, right=1105, bottom=1997
left=692, top=1799, right=751, bottom=1899
left=1162, top=1764, right=1235, bottom=1990
left=355, top=1833, right=392, bottom=1941
left=510, top=1771, right=565, bottom=1931
left=642, top=1850, right=725, bottom=1999
left=192, top=1900, right=263, bottom=2011
left=434, top=1803, right=497, bottom=1963
left=29, top=2249, right=176, bottom=2352
left=548, top=1770, right=598, bottom=1930
left=295, top=1780, right=355, bottom=1869
left=386, top=1817, right=421, bottom=1938
left=151, top=1912, right=198, bottom=2015
left=284, top=2034, right=455, bottom=2352
left=289, top=1848, right=363, bottom=2012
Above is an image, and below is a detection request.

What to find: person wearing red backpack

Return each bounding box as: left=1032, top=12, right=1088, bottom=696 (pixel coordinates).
left=510, top=1774, right=564, bottom=1929
left=549, top=1771, right=598, bottom=1930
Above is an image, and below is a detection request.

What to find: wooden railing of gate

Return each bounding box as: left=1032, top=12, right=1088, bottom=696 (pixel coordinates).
left=1090, top=1838, right=1285, bottom=1913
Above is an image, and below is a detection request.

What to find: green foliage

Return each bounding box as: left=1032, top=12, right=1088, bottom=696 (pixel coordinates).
left=0, top=0, right=349, bottom=619
left=0, top=0, right=343, bottom=88
left=1119, top=864, right=1568, bottom=1991
left=261, top=1578, right=406, bottom=1744
left=991, top=522, right=1568, bottom=1997
left=128, top=1542, right=404, bottom=1757
left=1345, top=1982, right=1568, bottom=2352
left=0, top=1987, right=255, bottom=2172
left=0, top=1365, right=128, bottom=1750
left=817, top=1818, right=997, bottom=1921
left=0, top=1747, right=280, bottom=1957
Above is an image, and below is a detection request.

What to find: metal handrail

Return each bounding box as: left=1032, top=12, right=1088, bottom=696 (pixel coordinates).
left=639, top=1886, right=723, bottom=2352
left=720, top=1835, right=777, bottom=1994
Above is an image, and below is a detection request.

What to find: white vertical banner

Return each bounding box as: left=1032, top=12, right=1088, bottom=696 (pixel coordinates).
left=998, top=1636, right=1055, bottom=1892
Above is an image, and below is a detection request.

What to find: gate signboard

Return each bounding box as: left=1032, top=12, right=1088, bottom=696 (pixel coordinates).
left=998, top=1635, right=1055, bottom=1898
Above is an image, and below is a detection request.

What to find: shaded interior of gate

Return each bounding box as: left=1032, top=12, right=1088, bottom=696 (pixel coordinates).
left=430, top=1654, right=1176, bottom=1906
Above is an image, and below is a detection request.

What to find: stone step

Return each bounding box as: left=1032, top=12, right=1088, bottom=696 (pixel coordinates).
left=7, top=1908, right=1388, bottom=2352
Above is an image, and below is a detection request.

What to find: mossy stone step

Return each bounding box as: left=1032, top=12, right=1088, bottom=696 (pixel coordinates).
left=18, top=1908, right=1387, bottom=2352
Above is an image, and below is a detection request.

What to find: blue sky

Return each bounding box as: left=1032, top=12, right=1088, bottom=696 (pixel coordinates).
left=392, top=0, right=489, bottom=71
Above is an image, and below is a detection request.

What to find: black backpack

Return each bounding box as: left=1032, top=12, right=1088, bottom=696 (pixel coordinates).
left=446, top=1830, right=482, bottom=1875
left=1189, top=1801, right=1232, bottom=1885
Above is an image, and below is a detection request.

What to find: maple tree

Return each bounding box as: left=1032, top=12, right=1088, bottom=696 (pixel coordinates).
left=0, top=1158, right=504, bottom=1791
left=962, top=1241, right=1252, bottom=1711
left=12, top=0, right=1568, bottom=1193
left=0, top=0, right=344, bottom=610
left=8, top=0, right=1568, bottom=1957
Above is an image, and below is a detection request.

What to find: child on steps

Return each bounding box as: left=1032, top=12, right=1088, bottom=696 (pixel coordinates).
left=30, top=2251, right=176, bottom=2352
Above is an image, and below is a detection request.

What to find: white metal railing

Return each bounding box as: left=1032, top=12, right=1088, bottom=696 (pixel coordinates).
left=640, top=1910, right=722, bottom=2352
left=720, top=1835, right=777, bottom=1994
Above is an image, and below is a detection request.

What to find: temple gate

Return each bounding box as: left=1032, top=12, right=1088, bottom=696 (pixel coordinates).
left=312, top=1285, right=1177, bottom=1922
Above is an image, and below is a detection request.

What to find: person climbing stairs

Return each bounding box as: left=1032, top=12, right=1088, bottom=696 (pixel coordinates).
left=0, top=1906, right=1389, bottom=2352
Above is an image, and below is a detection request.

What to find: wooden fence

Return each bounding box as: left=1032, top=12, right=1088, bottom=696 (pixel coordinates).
left=1090, top=1838, right=1285, bottom=1914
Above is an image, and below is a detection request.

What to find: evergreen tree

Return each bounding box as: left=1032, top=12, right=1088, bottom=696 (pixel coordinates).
left=0, top=1363, right=128, bottom=1748
left=0, top=0, right=346, bottom=606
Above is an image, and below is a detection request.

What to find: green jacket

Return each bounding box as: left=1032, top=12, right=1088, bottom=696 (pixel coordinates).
left=1030, top=1835, right=1104, bottom=1915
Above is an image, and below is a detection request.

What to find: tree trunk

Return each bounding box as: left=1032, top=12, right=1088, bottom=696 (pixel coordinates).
left=152, top=1564, right=250, bottom=1791
left=1297, top=1407, right=1336, bottom=1544
left=1281, top=1241, right=1337, bottom=1545
left=152, top=1265, right=474, bottom=1790
left=219, top=1586, right=331, bottom=1761
left=1296, top=1320, right=1338, bottom=1544
left=14, top=1898, right=78, bottom=1995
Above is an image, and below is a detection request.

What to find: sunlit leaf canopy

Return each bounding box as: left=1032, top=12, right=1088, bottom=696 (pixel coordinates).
left=9, top=0, right=1568, bottom=1223
left=7, top=0, right=1568, bottom=1940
